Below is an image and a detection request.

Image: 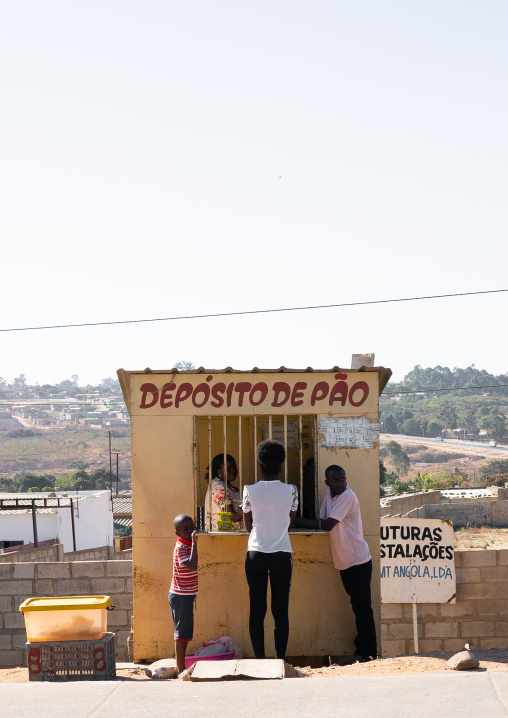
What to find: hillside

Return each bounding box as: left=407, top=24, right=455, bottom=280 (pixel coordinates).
left=0, top=425, right=131, bottom=486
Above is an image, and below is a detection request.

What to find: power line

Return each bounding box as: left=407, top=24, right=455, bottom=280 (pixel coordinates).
left=1, top=288, right=507, bottom=333
left=384, top=383, right=508, bottom=396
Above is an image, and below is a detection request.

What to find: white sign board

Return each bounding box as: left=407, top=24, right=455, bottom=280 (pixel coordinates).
left=318, top=416, right=379, bottom=449
left=380, top=518, right=456, bottom=604
left=261, top=420, right=299, bottom=449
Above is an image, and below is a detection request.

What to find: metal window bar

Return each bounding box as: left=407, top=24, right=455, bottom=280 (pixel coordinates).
left=299, top=415, right=304, bottom=513
left=238, top=416, right=243, bottom=500
left=284, top=415, right=288, bottom=482
left=312, top=416, right=319, bottom=519
left=223, top=415, right=227, bottom=511
left=253, top=415, right=258, bottom=482
left=197, top=413, right=318, bottom=531
left=208, top=416, right=212, bottom=531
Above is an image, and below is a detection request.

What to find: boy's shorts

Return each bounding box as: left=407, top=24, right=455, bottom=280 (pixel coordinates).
left=168, top=591, right=196, bottom=642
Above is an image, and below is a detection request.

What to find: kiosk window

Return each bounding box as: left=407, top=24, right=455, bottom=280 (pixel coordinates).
left=193, top=414, right=318, bottom=532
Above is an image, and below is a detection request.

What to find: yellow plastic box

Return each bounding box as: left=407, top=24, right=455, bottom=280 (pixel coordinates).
left=19, top=596, right=111, bottom=642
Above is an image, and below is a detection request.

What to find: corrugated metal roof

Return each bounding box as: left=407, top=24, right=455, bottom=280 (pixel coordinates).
left=0, top=508, right=57, bottom=515
left=114, top=516, right=133, bottom=528
left=113, top=496, right=132, bottom=514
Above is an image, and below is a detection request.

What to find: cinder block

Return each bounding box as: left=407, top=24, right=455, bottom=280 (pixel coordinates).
left=457, top=583, right=494, bottom=601
left=473, top=599, right=508, bottom=617
left=417, top=639, right=443, bottom=653
left=441, top=639, right=467, bottom=652
left=0, top=565, right=12, bottom=579
left=424, top=622, right=459, bottom=639
left=0, top=635, right=12, bottom=650
left=53, top=579, right=91, bottom=594
left=402, top=604, right=438, bottom=619
left=12, top=632, right=28, bottom=651
left=439, top=601, right=474, bottom=618
left=0, top=581, right=32, bottom=596
left=0, top=650, right=23, bottom=667
left=453, top=551, right=463, bottom=568
left=456, top=568, right=481, bottom=584
left=481, top=566, right=508, bottom=583
left=107, top=609, right=128, bottom=627
left=108, top=593, right=132, bottom=610
left=37, top=564, right=71, bottom=579
left=478, top=638, right=508, bottom=650
left=495, top=623, right=508, bottom=636
left=0, top=596, right=12, bottom=612
left=5, top=613, right=25, bottom=629
left=497, top=550, right=508, bottom=566
left=494, top=583, right=508, bottom=599
left=34, top=579, right=54, bottom=594
left=389, top=623, right=422, bottom=639
left=460, top=551, right=496, bottom=567
left=380, top=639, right=406, bottom=657
left=381, top=604, right=402, bottom=619
left=380, top=624, right=388, bottom=640
left=106, top=561, right=133, bottom=577
left=114, top=630, right=131, bottom=662
left=460, top=620, right=494, bottom=638
left=71, top=562, right=106, bottom=578
left=91, top=578, right=125, bottom=594
left=13, top=564, right=35, bottom=580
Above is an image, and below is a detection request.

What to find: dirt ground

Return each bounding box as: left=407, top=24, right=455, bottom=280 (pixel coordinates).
left=2, top=647, right=508, bottom=682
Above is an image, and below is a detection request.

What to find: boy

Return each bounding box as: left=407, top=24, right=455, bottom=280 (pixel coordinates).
left=294, top=465, right=376, bottom=662
left=168, top=514, right=198, bottom=672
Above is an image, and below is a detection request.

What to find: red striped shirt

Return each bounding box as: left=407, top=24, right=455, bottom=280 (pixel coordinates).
left=170, top=537, right=198, bottom=595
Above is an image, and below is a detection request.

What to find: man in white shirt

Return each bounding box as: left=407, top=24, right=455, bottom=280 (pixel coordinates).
left=296, top=464, right=377, bottom=662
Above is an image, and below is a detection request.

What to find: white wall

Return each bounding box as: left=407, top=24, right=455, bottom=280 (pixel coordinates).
left=0, top=491, right=113, bottom=552
left=58, top=491, right=114, bottom=552
left=0, top=512, right=58, bottom=545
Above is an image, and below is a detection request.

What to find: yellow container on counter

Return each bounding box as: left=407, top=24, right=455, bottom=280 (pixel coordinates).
left=19, top=596, right=111, bottom=642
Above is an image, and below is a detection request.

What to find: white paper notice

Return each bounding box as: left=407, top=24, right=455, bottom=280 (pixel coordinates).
left=317, top=416, right=379, bottom=449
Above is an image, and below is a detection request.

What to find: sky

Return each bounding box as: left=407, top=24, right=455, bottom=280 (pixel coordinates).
left=1, top=1, right=507, bottom=387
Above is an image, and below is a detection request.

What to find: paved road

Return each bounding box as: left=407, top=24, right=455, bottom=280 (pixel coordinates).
left=382, top=434, right=508, bottom=453
left=4, top=672, right=508, bottom=718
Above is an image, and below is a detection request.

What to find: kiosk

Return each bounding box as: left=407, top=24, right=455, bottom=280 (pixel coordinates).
left=118, top=365, right=391, bottom=662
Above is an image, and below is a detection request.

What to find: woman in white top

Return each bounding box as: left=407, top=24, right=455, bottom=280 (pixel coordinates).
left=242, top=440, right=298, bottom=659
left=204, top=454, right=243, bottom=531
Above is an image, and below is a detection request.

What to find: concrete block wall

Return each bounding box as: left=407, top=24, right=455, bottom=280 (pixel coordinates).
left=381, top=490, right=442, bottom=518
left=408, top=501, right=508, bottom=528
left=0, top=545, right=132, bottom=564
left=382, top=549, right=508, bottom=655
left=0, top=560, right=133, bottom=667
left=0, top=544, right=63, bottom=563
left=3, top=549, right=508, bottom=666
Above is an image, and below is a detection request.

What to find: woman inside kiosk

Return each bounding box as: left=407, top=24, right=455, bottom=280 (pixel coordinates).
left=205, top=453, right=243, bottom=531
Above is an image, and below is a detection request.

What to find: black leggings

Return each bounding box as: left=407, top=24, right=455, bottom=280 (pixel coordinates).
left=245, top=550, right=293, bottom=659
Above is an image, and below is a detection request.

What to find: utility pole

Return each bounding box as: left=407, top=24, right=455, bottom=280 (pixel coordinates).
left=112, top=452, right=122, bottom=494
left=108, top=429, right=113, bottom=492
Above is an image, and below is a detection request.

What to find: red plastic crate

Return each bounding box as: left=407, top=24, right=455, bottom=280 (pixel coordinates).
left=27, top=632, right=116, bottom=681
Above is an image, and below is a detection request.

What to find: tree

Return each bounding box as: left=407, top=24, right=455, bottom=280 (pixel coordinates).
left=437, top=404, right=458, bottom=430
left=479, top=411, right=508, bottom=442
left=400, top=418, right=422, bottom=436
left=426, top=421, right=443, bottom=438
left=386, top=441, right=410, bottom=477
left=174, top=361, right=195, bottom=370
left=90, top=469, right=111, bottom=489
left=382, top=415, right=399, bottom=433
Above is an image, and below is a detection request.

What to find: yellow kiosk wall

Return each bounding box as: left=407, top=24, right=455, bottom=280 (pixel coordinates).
left=119, top=367, right=390, bottom=661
